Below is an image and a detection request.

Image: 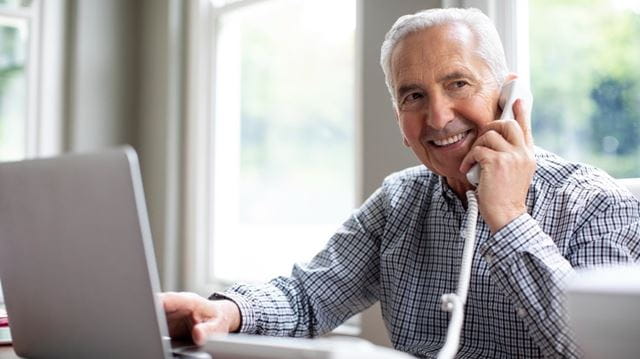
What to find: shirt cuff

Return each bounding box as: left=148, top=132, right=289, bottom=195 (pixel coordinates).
left=208, top=291, right=257, bottom=334
left=479, top=213, right=554, bottom=267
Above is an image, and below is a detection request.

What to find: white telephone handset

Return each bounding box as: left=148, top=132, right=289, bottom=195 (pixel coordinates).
left=466, top=79, right=533, bottom=186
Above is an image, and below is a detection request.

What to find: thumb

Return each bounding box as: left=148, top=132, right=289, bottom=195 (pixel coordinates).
left=192, top=320, right=228, bottom=346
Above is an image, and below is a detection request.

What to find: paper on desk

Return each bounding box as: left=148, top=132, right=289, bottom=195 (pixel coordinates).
left=0, top=308, right=7, bottom=327
left=0, top=306, right=10, bottom=344
left=0, top=308, right=9, bottom=328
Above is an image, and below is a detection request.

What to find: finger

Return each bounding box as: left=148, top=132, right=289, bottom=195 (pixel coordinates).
left=513, top=99, right=533, bottom=147
left=472, top=129, right=512, bottom=153
left=161, top=292, right=195, bottom=313
left=190, top=298, right=219, bottom=323
left=160, top=292, right=183, bottom=313
left=192, top=321, right=228, bottom=346
left=479, top=119, right=525, bottom=147
left=459, top=145, right=498, bottom=174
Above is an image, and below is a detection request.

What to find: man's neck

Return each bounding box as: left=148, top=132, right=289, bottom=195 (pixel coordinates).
left=446, top=176, right=474, bottom=207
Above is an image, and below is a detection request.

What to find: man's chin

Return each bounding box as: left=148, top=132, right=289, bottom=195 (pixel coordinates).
left=424, top=162, right=464, bottom=179
left=426, top=164, right=468, bottom=183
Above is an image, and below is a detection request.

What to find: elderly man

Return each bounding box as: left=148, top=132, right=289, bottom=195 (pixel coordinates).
left=162, top=8, right=640, bottom=358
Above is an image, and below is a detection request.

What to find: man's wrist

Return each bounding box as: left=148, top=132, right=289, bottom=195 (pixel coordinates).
left=485, top=207, right=527, bottom=234
left=209, top=293, right=242, bottom=333
left=481, top=212, right=538, bottom=266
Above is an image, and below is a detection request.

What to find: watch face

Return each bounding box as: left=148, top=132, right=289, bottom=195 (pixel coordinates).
left=209, top=293, right=228, bottom=301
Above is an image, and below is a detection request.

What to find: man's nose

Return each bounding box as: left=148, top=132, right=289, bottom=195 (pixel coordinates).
left=426, top=94, right=455, bottom=130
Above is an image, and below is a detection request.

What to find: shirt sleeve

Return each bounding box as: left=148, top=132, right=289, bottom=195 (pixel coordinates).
left=479, top=192, right=640, bottom=358
left=219, top=186, right=388, bottom=337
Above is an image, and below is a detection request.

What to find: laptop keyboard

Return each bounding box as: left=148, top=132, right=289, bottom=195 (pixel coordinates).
left=167, top=337, right=211, bottom=359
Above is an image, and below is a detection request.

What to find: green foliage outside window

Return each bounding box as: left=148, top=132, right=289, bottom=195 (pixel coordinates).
left=530, top=0, right=640, bottom=177
left=0, top=24, right=25, bottom=159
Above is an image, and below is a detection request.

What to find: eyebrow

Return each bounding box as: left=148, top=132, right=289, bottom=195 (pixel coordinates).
left=437, top=70, right=475, bottom=83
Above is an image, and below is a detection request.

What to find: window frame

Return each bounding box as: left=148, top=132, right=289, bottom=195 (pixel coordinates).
left=183, top=0, right=267, bottom=295
left=35, top=0, right=66, bottom=157
left=183, top=0, right=215, bottom=295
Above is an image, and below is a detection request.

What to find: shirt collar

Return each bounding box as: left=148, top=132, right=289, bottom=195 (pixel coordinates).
left=438, top=175, right=461, bottom=211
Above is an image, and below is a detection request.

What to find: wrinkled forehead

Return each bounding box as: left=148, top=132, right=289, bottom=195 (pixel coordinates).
left=390, top=22, right=485, bottom=84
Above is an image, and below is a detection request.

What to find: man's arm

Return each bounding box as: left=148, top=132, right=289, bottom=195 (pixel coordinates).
left=220, top=187, right=387, bottom=337
left=480, top=190, right=640, bottom=358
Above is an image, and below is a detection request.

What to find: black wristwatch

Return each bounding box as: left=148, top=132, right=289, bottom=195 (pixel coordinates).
left=208, top=292, right=229, bottom=301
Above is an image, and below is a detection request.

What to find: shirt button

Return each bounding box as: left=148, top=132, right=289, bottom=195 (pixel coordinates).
left=516, top=306, right=527, bottom=318
left=484, top=253, right=495, bottom=264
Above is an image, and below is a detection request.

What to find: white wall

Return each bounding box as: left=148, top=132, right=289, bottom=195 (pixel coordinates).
left=358, top=0, right=432, bottom=200
left=61, top=0, right=183, bottom=290
left=138, top=0, right=184, bottom=292
left=65, top=0, right=141, bottom=151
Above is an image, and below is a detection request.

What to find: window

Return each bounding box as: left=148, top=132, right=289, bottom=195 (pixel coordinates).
left=209, top=0, right=356, bottom=284
left=0, top=0, right=33, bottom=161
left=529, top=0, right=640, bottom=177
left=0, top=0, right=40, bottom=305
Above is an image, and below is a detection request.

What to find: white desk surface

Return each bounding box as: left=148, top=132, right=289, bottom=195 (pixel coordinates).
left=0, top=346, right=18, bottom=359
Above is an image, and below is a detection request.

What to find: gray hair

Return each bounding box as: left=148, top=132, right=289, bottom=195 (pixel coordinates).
left=380, top=8, right=508, bottom=107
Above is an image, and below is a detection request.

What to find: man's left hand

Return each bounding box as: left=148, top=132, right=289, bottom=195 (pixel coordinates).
left=459, top=99, right=536, bottom=234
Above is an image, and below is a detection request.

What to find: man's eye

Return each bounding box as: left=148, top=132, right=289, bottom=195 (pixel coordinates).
left=453, top=80, right=468, bottom=88
left=405, top=92, right=423, bottom=102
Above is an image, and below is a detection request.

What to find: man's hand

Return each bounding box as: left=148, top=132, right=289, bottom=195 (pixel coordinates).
left=160, top=292, right=241, bottom=346
left=459, top=99, right=536, bottom=233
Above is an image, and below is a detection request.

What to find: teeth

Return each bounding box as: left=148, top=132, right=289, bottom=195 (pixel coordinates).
left=433, top=132, right=466, bottom=146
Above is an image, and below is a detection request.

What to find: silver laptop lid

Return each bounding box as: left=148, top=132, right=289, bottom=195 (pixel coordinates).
left=565, top=264, right=640, bottom=359
left=0, top=147, right=171, bottom=358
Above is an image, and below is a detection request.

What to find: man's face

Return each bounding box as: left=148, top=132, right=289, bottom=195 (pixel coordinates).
left=391, top=23, right=500, bottom=187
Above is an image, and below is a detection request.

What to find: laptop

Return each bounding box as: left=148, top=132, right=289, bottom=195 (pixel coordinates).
left=0, top=147, right=207, bottom=358
left=565, top=264, right=640, bottom=359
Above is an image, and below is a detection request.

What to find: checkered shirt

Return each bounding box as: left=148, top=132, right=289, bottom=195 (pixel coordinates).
left=218, top=148, right=640, bottom=358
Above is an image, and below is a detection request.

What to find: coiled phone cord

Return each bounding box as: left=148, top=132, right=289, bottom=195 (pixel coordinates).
left=437, top=190, right=478, bottom=359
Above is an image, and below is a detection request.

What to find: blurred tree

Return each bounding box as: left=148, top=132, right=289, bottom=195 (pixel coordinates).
left=530, top=0, right=640, bottom=176
left=590, top=77, right=640, bottom=155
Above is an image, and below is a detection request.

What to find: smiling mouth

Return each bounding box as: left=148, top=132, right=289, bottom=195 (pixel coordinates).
left=430, top=130, right=470, bottom=147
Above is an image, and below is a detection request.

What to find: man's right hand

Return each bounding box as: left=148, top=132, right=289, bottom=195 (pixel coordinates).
left=160, top=292, right=241, bottom=346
